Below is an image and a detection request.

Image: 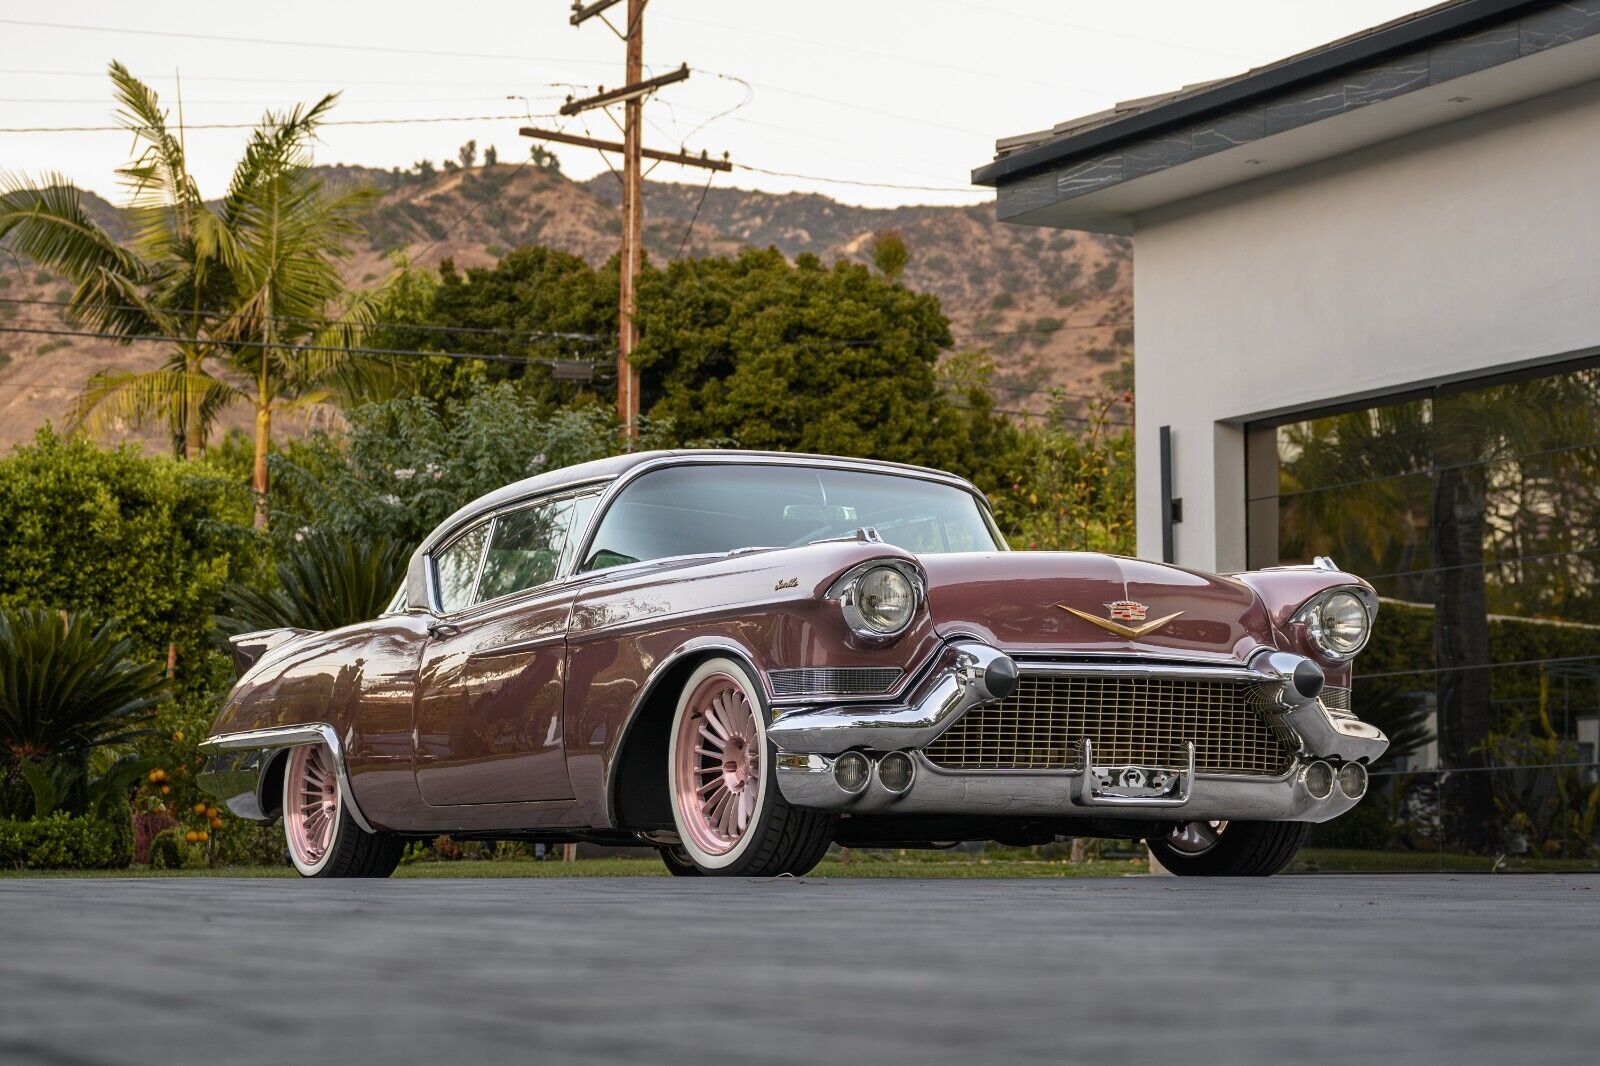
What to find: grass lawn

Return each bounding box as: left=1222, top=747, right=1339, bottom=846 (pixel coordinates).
left=6, top=847, right=1592, bottom=880
left=3, top=850, right=1151, bottom=879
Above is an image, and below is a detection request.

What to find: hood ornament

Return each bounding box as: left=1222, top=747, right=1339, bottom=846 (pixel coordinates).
left=1058, top=600, right=1184, bottom=639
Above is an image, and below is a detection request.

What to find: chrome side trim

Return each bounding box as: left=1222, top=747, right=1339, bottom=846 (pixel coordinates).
left=765, top=640, right=1017, bottom=753
left=198, top=723, right=375, bottom=833
left=466, top=632, right=567, bottom=659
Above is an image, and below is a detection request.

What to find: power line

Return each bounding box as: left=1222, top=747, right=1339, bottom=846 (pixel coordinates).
left=0, top=17, right=627, bottom=68
left=0, top=297, right=611, bottom=344
left=0, top=324, right=611, bottom=368
left=0, top=111, right=560, bottom=134
left=0, top=67, right=591, bottom=90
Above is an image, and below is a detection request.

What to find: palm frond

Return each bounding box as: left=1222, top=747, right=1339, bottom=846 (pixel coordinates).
left=70, top=365, right=244, bottom=439
left=108, top=61, right=201, bottom=221
left=0, top=172, right=147, bottom=289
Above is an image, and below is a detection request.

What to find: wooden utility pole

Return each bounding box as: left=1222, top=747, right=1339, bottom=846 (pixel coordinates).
left=528, top=1, right=728, bottom=440
left=618, top=0, right=644, bottom=438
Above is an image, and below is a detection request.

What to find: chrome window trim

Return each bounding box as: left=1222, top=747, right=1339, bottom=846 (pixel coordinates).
left=426, top=485, right=608, bottom=617
left=571, top=454, right=1002, bottom=576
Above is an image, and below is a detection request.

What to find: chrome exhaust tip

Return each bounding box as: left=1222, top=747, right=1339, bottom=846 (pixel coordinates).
left=876, top=751, right=916, bottom=795
left=1302, top=760, right=1335, bottom=800
left=832, top=751, right=872, bottom=796
left=1337, top=761, right=1367, bottom=799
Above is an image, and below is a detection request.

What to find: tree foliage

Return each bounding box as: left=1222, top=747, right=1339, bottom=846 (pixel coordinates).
left=0, top=430, right=253, bottom=676
left=217, top=530, right=411, bottom=635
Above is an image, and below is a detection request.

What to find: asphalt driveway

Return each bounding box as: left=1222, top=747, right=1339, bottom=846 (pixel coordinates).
left=0, top=874, right=1594, bottom=1066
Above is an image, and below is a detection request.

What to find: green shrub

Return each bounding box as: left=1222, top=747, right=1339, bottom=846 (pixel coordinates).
left=148, top=826, right=182, bottom=869
left=0, top=811, right=134, bottom=869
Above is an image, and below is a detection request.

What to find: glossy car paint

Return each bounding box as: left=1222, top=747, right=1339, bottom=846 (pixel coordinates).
left=205, top=449, right=1376, bottom=836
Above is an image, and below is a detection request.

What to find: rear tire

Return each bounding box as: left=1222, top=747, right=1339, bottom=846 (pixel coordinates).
left=282, top=743, right=403, bottom=878
left=658, top=845, right=704, bottom=876
left=666, top=657, right=835, bottom=877
left=1146, top=820, right=1309, bottom=877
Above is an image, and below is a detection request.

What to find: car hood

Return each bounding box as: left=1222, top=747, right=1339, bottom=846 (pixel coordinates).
left=921, top=552, right=1275, bottom=663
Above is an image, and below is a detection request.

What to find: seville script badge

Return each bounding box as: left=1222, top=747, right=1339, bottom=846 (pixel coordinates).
left=1058, top=599, right=1184, bottom=639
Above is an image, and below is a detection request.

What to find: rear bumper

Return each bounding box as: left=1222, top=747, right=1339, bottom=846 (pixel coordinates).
left=769, top=638, right=1386, bottom=825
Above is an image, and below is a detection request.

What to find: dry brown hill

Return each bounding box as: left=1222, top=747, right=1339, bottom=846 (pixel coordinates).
left=0, top=164, right=1131, bottom=454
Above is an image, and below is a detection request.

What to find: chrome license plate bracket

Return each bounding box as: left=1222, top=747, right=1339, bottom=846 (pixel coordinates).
left=1073, top=738, right=1195, bottom=808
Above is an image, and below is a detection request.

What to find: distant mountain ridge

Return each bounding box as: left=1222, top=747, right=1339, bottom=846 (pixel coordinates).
left=0, top=163, right=1131, bottom=453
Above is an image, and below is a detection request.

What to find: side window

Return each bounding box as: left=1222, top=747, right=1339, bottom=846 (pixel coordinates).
left=433, top=521, right=490, bottom=614
left=475, top=497, right=575, bottom=604
left=383, top=582, right=408, bottom=615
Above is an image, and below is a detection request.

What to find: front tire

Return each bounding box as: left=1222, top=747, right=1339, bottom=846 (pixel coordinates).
left=283, top=743, right=403, bottom=878
left=1146, top=820, right=1310, bottom=876
left=665, top=658, right=835, bottom=877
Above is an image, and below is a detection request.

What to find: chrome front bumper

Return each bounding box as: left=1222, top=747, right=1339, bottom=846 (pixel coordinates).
left=769, top=639, right=1387, bottom=825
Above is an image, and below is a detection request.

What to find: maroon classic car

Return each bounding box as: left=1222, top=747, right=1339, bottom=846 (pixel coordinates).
left=200, top=450, right=1386, bottom=878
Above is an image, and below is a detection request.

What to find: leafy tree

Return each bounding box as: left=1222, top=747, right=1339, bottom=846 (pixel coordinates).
left=415, top=159, right=436, bottom=180
left=994, top=393, right=1134, bottom=552
left=634, top=249, right=1021, bottom=490
left=458, top=140, right=478, bottom=169
left=269, top=385, right=659, bottom=547
left=529, top=145, right=561, bottom=172
left=483, top=144, right=499, bottom=167
left=0, top=429, right=252, bottom=684
left=869, top=229, right=908, bottom=282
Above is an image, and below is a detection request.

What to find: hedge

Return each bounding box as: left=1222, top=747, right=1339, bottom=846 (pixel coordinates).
left=0, top=811, right=134, bottom=870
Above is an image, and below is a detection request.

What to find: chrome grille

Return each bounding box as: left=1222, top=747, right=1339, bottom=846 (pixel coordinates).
left=925, top=672, right=1294, bottom=776
left=1322, top=686, right=1351, bottom=711
left=769, top=666, right=903, bottom=699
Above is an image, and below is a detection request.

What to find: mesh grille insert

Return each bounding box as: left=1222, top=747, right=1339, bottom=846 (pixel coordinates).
left=925, top=672, right=1294, bottom=776
left=769, top=666, right=904, bottom=698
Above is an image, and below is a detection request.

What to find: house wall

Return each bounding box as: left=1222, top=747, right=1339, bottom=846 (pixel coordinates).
left=1131, top=73, right=1600, bottom=571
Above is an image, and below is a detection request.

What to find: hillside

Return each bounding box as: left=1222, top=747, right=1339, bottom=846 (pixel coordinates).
left=0, top=164, right=1131, bottom=454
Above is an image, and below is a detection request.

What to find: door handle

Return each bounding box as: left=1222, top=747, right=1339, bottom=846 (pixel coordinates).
left=426, top=621, right=462, bottom=640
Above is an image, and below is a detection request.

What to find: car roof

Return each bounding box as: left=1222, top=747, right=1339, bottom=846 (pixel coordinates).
left=417, top=449, right=983, bottom=554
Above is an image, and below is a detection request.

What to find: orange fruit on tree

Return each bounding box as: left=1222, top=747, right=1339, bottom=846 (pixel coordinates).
left=196, top=831, right=208, bottom=842
left=160, top=785, right=171, bottom=795
left=193, top=803, right=207, bottom=814
left=185, top=830, right=199, bottom=843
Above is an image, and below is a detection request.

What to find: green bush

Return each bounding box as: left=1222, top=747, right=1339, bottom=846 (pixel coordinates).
left=147, top=826, right=182, bottom=869
left=0, top=811, right=134, bottom=869
left=0, top=430, right=254, bottom=694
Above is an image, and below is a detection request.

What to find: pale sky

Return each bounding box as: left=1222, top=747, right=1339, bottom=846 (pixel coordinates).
left=1, top=1, right=1432, bottom=209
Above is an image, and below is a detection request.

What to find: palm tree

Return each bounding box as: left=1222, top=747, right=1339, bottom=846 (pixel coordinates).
left=0, top=63, right=387, bottom=495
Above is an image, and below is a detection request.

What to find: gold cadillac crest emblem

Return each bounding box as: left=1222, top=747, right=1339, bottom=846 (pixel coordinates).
left=1058, top=600, right=1184, bottom=639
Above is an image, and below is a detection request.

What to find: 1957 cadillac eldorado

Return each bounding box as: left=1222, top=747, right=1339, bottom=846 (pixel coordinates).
left=200, top=450, right=1387, bottom=878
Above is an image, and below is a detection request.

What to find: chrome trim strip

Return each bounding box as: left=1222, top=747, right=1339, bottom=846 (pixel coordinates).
left=766, top=640, right=1017, bottom=753
left=466, top=632, right=567, bottom=659
left=198, top=723, right=375, bottom=833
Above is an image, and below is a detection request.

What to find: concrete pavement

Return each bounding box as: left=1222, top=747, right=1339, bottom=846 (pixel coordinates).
left=0, top=874, right=1595, bottom=1065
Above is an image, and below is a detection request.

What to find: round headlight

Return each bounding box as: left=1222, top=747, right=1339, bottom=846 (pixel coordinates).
left=853, top=566, right=916, bottom=636
left=1306, top=590, right=1370, bottom=659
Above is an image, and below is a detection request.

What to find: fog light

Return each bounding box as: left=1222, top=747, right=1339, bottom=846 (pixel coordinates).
left=1303, top=760, right=1334, bottom=800
left=1337, top=762, right=1367, bottom=799
left=877, top=751, right=916, bottom=794
left=833, top=751, right=871, bottom=795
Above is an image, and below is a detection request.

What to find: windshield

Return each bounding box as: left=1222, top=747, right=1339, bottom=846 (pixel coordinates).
left=580, top=463, right=1000, bottom=572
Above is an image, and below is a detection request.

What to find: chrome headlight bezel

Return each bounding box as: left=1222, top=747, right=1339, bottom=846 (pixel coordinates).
left=1293, top=586, right=1376, bottom=661
left=828, top=560, right=924, bottom=643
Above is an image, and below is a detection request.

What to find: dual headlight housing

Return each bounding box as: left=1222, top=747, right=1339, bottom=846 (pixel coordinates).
left=1295, top=587, right=1375, bottom=661
left=831, top=560, right=923, bottom=642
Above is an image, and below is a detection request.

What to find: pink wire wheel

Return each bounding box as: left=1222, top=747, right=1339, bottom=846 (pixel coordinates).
left=284, top=744, right=341, bottom=873
left=672, top=671, right=763, bottom=859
